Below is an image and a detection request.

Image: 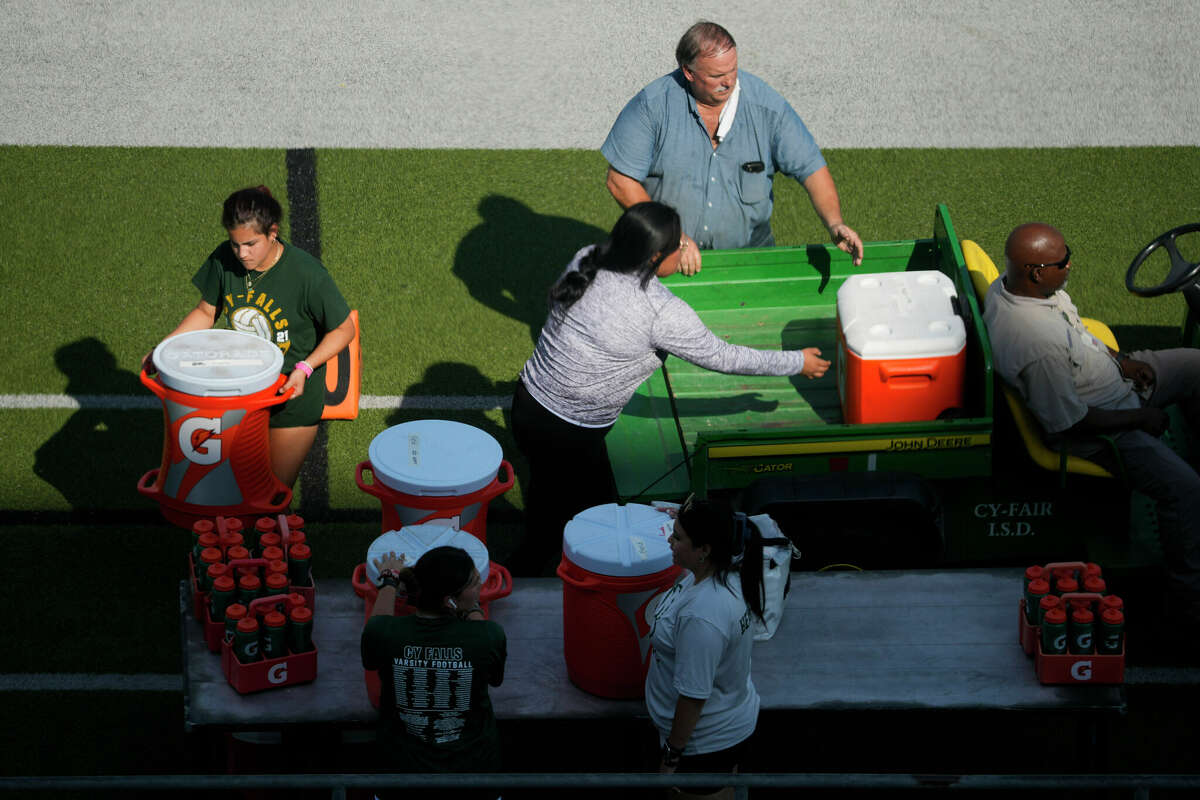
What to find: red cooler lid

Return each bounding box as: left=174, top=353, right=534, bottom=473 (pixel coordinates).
left=365, top=524, right=490, bottom=586
left=562, top=503, right=675, bottom=578
left=367, top=420, right=503, bottom=496
left=152, top=329, right=283, bottom=396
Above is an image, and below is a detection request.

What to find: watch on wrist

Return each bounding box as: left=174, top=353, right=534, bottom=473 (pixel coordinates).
left=662, top=741, right=683, bottom=766
left=377, top=569, right=402, bottom=590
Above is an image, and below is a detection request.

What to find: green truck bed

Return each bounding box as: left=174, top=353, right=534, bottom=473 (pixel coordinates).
left=608, top=204, right=995, bottom=503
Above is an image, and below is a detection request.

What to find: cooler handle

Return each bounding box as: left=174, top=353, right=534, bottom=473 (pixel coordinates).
left=254, top=489, right=293, bottom=516
left=137, top=371, right=294, bottom=407
left=139, top=369, right=169, bottom=399
left=351, top=562, right=411, bottom=604
left=556, top=560, right=611, bottom=591
left=246, top=375, right=295, bottom=410
left=355, top=460, right=387, bottom=498
left=481, top=562, right=513, bottom=602
left=351, top=563, right=373, bottom=599
left=877, top=361, right=938, bottom=382
left=478, top=461, right=515, bottom=500
left=136, top=469, right=160, bottom=497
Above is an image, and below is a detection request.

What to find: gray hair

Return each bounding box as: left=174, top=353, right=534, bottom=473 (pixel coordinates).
left=675, top=21, right=736, bottom=70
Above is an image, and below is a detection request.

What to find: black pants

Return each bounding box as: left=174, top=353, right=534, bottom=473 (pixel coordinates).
left=508, top=380, right=618, bottom=576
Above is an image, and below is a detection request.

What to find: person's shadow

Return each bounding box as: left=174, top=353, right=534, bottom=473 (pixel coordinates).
left=385, top=362, right=527, bottom=565
left=34, top=338, right=161, bottom=518
left=453, top=195, right=609, bottom=343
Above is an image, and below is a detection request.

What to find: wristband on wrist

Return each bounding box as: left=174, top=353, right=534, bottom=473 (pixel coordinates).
left=294, top=360, right=314, bottom=377
left=662, top=741, right=683, bottom=766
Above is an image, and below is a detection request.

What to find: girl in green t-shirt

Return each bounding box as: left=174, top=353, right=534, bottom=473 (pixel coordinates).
left=144, top=185, right=354, bottom=488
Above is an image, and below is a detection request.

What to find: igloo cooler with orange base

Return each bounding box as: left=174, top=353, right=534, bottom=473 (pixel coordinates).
left=836, top=270, right=967, bottom=424
left=356, top=420, right=513, bottom=543
left=557, top=503, right=682, bottom=699
left=138, top=330, right=293, bottom=530
left=351, top=524, right=512, bottom=708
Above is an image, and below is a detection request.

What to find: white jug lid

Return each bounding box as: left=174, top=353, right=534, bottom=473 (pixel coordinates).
left=563, top=503, right=676, bottom=577
left=368, top=420, right=503, bottom=496
left=153, top=329, right=283, bottom=396
left=365, top=523, right=490, bottom=586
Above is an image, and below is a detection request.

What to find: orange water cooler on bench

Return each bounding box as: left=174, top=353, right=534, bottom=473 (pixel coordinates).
left=355, top=420, right=513, bottom=543
left=557, top=503, right=682, bottom=699
left=836, top=270, right=967, bottom=424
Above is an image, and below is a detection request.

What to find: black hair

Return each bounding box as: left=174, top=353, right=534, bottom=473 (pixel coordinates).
left=221, top=185, right=282, bottom=235
left=396, top=546, right=477, bottom=614
left=676, top=497, right=766, bottom=623
left=548, top=201, right=682, bottom=313
left=676, top=21, right=736, bottom=70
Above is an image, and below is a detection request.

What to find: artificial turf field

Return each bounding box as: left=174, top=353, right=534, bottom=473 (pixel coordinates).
left=3, top=144, right=1200, bottom=794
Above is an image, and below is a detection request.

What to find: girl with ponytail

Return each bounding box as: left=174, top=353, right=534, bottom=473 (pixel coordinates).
left=509, top=201, right=829, bottom=576
left=646, top=496, right=766, bottom=796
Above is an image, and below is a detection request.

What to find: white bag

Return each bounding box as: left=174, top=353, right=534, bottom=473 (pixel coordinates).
left=745, top=513, right=797, bottom=641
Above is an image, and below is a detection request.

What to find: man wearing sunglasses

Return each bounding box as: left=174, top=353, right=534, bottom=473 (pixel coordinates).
left=984, top=221, right=1200, bottom=631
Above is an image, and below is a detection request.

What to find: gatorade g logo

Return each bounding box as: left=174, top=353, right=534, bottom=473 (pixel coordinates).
left=1053, top=634, right=1067, bottom=652
left=1071, top=660, right=1093, bottom=681
left=268, top=662, right=289, bottom=684
left=179, top=416, right=222, bottom=465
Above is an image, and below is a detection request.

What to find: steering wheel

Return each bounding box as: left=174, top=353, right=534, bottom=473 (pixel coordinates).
left=1125, top=222, right=1200, bottom=297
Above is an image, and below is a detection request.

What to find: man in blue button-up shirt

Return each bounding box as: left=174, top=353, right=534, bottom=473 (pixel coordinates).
left=602, top=21, right=863, bottom=275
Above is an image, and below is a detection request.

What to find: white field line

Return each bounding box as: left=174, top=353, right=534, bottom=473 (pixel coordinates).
left=0, top=394, right=512, bottom=411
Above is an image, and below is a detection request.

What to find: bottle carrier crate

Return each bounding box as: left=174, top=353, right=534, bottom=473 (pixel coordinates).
left=188, top=515, right=319, bottom=691
left=220, top=595, right=318, bottom=694
left=1018, top=561, right=1124, bottom=685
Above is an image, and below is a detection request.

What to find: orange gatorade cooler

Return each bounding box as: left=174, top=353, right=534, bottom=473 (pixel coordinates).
left=138, top=330, right=292, bottom=530
left=835, top=271, right=967, bottom=424
left=557, top=503, right=683, bottom=699
left=352, top=523, right=512, bottom=708
left=355, top=420, right=513, bottom=543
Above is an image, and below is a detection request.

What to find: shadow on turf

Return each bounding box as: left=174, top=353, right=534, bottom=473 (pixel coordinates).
left=32, top=337, right=162, bottom=520
left=453, top=195, right=607, bottom=344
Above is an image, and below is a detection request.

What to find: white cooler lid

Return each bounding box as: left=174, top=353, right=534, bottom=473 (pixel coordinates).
left=837, top=270, right=966, bottom=359
left=368, top=420, right=503, bottom=496
left=563, top=503, right=676, bottom=577
left=365, top=524, right=490, bottom=585
left=153, top=329, right=283, bottom=396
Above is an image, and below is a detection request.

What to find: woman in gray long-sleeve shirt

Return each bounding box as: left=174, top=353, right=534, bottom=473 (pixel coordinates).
left=508, top=202, right=828, bottom=576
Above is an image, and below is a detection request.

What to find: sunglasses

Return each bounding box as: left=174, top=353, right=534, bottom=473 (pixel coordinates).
left=1025, top=245, right=1072, bottom=271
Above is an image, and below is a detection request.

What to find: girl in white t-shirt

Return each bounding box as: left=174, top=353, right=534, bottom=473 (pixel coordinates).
left=646, top=496, right=769, bottom=798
